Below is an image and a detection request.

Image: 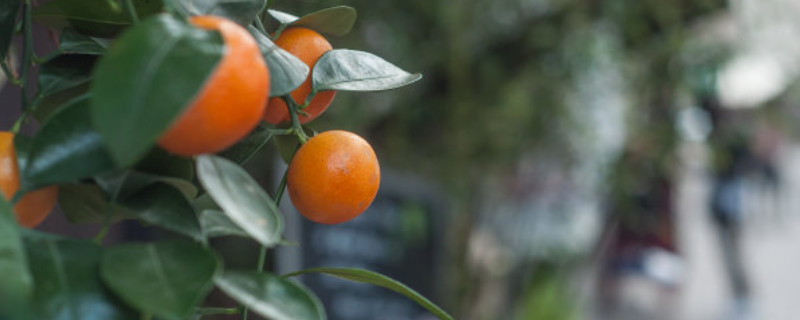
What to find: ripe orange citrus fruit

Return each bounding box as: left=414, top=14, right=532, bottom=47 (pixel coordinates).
left=0, top=132, right=58, bottom=228
left=287, top=130, right=380, bottom=224
left=158, top=15, right=270, bottom=156
left=263, top=27, right=336, bottom=125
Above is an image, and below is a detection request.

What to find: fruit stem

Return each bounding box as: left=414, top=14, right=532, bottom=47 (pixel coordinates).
left=267, top=128, right=294, bottom=135
left=254, top=16, right=268, bottom=35
left=19, top=0, right=32, bottom=111
left=123, top=0, right=139, bottom=24
left=32, top=49, right=61, bottom=64
left=272, top=23, right=288, bottom=40
left=299, top=90, right=316, bottom=110
left=282, top=95, right=308, bottom=144
left=274, top=168, right=288, bottom=206
left=10, top=113, right=26, bottom=134
left=93, top=174, right=125, bottom=245
left=244, top=168, right=289, bottom=320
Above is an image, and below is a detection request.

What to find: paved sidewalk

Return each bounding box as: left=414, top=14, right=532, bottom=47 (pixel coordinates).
left=676, top=145, right=800, bottom=320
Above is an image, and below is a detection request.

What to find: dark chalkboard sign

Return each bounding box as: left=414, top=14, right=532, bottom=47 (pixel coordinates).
left=275, top=166, right=446, bottom=320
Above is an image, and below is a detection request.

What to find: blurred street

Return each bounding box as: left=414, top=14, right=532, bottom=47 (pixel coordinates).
left=680, top=143, right=800, bottom=320
left=670, top=143, right=799, bottom=320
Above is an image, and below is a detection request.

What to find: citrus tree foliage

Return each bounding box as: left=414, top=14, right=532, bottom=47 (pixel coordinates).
left=0, top=1, right=449, bottom=320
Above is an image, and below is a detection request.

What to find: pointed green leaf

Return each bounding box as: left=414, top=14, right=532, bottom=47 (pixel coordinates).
left=267, top=9, right=297, bottom=24
left=219, top=123, right=272, bottom=164
left=268, top=6, right=356, bottom=36
left=216, top=270, right=325, bottom=320
left=58, top=183, right=134, bottom=224
left=31, top=82, right=91, bottom=122
left=191, top=193, right=219, bottom=212
left=13, top=134, right=32, bottom=176
left=178, top=0, right=266, bottom=26
left=36, top=55, right=96, bottom=101
left=91, top=14, right=224, bottom=167
left=248, top=26, right=308, bottom=97
left=32, top=0, right=163, bottom=38
left=101, top=241, right=219, bottom=320
left=290, top=6, right=356, bottom=37
left=149, top=175, right=198, bottom=199
left=196, top=155, right=283, bottom=247
left=59, top=29, right=107, bottom=55
left=312, top=49, right=422, bottom=92
left=285, top=268, right=453, bottom=320
left=121, top=183, right=203, bottom=241
left=97, top=170, right=198, bottom=203
left=199, top=209, right=248, bottom=238
left=0, top=197, right=32, bottom=315
left=0, top=0, right=20, bottom=61
left=24, top=95, right=116, bottom=190
left=24, top=238, right=136, bottom=320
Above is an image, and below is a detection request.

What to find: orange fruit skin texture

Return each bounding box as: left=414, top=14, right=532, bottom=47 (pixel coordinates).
left=158, top=15, right=270, bottom=156
left=288, top=130, right=380, bottom=224
left=0, top=132, right=58, bottom=228
left=263, top=27, right=336, bottom=125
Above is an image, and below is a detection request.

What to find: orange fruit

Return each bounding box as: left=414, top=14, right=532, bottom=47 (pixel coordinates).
left=158, top=15, right=270, bottom=156
left=0, top=132, right=58, bottom=228
left=287, top=130, right=380, bottom=224
left=263, top=27, right=336, bottom=125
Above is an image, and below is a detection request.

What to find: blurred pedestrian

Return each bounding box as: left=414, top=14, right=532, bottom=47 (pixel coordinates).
left=702, top=96, right=754, bottom=320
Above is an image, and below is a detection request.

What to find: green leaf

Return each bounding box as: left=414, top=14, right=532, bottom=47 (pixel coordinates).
left=101, top=241, right=219, bottom=320
left=267, top=9, right=297, bottom=24
left=13, top=134, right=33, bottom=176
left=286, top=268, right=454, bottom=320
left=90, top=14, right=224, bottom=167
left=289, top=6, right=357, bottom=37
left=120, top=183, right=203, bottom=241
left=178, top=0, right=267, bottom=26
left=191, top=193, right=219, bottom=212
left=32, top=0, right=163, bottom=38
left=196, top=155, right=283, bottom=247
left=312, top=49, right=422, bottom=92
left=150, top=175, right=198, bottom=199
left=135, top=147, right=195, bottom=181
left=24, top=95, right=115, bottom=190
left=0, top=196, right=32, bottom=315
left=59, top=29, right=107, bottom=55
left=97, top=170, right=198, bottom=202
left=36, top=55, right=96, bottom=102
left=0, top=0, right=20, bottom=61
left=219, top=123, right=272, bottom=164
left=268, top=6, right=356, bottom=36
left=59, top=173, right=197, bottom=226
left=248, top=26, right=308, bottom=97
left=24, top=238, right=136, bottom=320
left=58, top=183, right=134, bottom=224
left=199, top=209, right=248, bottom=238
left=31, top=82, right=90, bottom=122
left=215, top=270, right=326, bottom=320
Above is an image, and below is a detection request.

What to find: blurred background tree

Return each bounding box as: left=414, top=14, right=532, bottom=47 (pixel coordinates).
left=267, top=0, right=735, bottom=319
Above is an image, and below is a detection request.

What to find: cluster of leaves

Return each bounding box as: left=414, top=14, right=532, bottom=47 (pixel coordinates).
left=0, top=1, right=448, bottom=320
